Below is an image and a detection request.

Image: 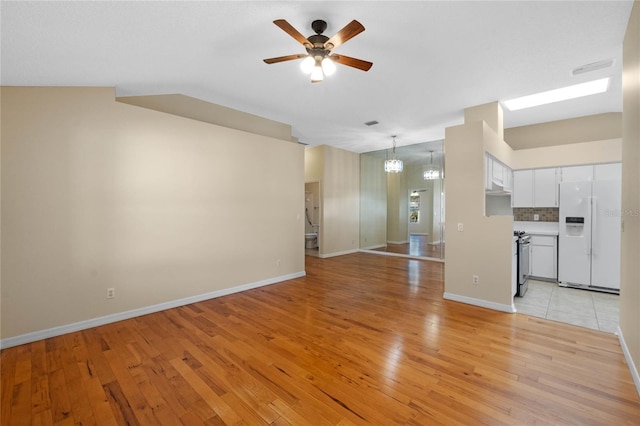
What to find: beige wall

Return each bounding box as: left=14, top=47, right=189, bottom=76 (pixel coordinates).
left=304, top=145, right=324, bottom=183
left=387, top=171, right=408, bottom=243
left=304, top=145, right=360, bottom=257
left=359, top=154, right=387, bottom=249
left=620, top=0, right=640, bottom=392
left=116, top=94, right=295, bottom=143
left=322, top=146, right=360, bottom=257
left=511, top=138, right=622, bottom=169
left=505, top=113, right=621, bottom=150
left=504, top=110, right=622, bottom=170
left=1, top=87, right=305, bottom=342
left=444, top=105, right=514, bottom=311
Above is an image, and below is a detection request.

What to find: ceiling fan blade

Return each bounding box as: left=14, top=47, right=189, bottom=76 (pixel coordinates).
left=263, top=54, right=307, bottom=64
left=332, top=54, right=373, bottom=71
left=324, top=20, right=365, bottom=49
left=273, top=19, right=312, bottom=48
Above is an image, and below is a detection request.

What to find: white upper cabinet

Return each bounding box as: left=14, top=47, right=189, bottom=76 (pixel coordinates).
left=515, top=163, right=621, bottom=208
left=533, top=168, right=559, bottom=207
left=512, top=170, right=533, bottom=207
left=594, top=163, right=621, bottom=181
left=560, top=163, right=621, bottom=182
left=485, top=155, right=492, bottom=190
left=485, top=153, right=512, bottom=193
left=560, top=165, right=593, bottom=182
left=513, top=168, right=559, bottom=207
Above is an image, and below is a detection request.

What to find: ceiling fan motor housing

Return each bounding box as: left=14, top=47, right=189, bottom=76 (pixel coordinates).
left=311, top=20, right=327, bottom=35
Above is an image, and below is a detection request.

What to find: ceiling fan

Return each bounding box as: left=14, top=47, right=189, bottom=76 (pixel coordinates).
left=263, top=19, right=373, bottom=83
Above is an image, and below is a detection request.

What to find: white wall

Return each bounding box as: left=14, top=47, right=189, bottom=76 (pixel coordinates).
left=0, top=87, right=305, bottom=343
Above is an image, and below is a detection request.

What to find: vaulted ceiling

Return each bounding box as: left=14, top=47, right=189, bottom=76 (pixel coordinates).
left=1, top=1, right=633, bottom=153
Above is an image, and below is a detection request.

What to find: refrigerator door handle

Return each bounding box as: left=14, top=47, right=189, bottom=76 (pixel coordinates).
left=591, top=196, right=596, bottom=257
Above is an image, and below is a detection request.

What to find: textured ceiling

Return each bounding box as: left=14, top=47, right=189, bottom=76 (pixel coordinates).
left=1, top=1, right=633, bottom=154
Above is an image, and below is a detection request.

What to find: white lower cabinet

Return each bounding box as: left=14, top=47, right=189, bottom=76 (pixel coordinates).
left=529, top=235, right=558, bottom=281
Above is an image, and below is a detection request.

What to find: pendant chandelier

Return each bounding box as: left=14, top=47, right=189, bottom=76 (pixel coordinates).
left=423, top=150, right=440, bottom=180
left=384, top=135, right=403, bottom=173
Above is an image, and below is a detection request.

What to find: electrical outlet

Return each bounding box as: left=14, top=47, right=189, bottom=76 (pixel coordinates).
left=472, top=275, right=479, bottom=285
left=457, top=223, right=464, bottom=232
left=533, top=214, right=539, bottom=221
left=276, top=259, right=281, bottom=267
left=106, top=288, right=115, bottom=299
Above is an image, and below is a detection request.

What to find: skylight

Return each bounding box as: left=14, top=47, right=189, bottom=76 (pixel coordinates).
left=503, top=78, right=610, bottom=111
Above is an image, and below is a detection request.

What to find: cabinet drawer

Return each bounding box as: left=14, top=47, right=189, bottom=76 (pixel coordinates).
left=530, top=235, right=556, bottom=246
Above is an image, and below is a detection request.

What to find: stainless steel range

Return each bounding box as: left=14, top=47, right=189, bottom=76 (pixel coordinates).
left=514, top=230, right=531, bottom=297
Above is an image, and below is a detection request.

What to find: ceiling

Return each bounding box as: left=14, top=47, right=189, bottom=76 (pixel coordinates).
left=1, top=1, right=633, bottom=154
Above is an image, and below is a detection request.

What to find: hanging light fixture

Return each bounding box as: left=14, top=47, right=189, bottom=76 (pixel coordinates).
left=423, top=150, right=440, bottom=180
left=384, top=135, right=403, bottom=173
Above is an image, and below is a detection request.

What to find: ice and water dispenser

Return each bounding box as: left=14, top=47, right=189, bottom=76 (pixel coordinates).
left=565, top=216, right=585, bottom=237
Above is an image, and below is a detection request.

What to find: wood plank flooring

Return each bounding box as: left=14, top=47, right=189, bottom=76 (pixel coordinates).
left=2, top=253, right=639, bottom=425
left=372, top=235, right=444, bottom=258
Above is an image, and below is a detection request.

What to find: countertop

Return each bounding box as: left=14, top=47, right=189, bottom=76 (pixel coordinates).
left=514, top=221, right=559, bottom=236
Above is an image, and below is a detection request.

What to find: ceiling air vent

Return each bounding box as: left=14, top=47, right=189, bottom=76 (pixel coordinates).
left=364, top=120, right=379, bottom=126
left=572, top=59, right=614, bottom=76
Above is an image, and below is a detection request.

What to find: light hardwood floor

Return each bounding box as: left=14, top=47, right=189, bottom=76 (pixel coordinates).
left=2, top=253, right=639, bottom=425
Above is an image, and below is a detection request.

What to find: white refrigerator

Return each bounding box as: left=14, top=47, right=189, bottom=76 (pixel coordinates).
left=558, top=180, right=621, bottom=290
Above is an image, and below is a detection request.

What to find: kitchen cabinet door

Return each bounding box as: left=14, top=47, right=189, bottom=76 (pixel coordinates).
left=484, top=155, right=493, bottom=190
left=512, top=170, right=533, bottom=207
left=530, top=235, right=557, bottom=280
left=561, top=165, right=593, bottom=182
left=594, top=163, right=621, bottom=181
left=503, top=167, right=513, bottom=192
left=531, top=246, right=556, bottom=280
left=533, top=168, right=558, bottom=207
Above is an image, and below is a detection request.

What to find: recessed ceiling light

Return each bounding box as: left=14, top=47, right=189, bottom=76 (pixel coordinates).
left=503, top=78, right=610, bottom=111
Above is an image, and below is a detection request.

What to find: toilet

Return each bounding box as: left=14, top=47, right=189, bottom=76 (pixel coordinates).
left=305, top=224, right=319, bottom=249
left=305, top=233, right=317, bottom=249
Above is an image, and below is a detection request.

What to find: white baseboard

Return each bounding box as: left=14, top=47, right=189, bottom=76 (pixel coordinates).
left=443, top=292, right=516, bottom=313
left=617, top=325, right=640, bottom=397
left=0, top=271, right=306, bottom=350
left=360, top=244, right=386, bottom=250
left=359, top=249, right=445, bottom=263
left=387, top=240, right=409, bottom=245
left=319, top=248, right=359, bottom=258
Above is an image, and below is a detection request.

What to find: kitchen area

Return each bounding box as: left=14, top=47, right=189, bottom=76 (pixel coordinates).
left=486, top=155, right=622, bottom=333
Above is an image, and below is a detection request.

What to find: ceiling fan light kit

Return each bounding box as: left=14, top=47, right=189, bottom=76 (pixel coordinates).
left=264, top=18, right=372, bottom=83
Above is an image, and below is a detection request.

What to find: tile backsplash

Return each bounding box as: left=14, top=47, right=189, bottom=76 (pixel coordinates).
left=513, top=207, right=559, bottom=222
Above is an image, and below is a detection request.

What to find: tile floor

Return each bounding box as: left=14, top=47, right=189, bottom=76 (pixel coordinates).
left=514, top=280, right=620, bottom=333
